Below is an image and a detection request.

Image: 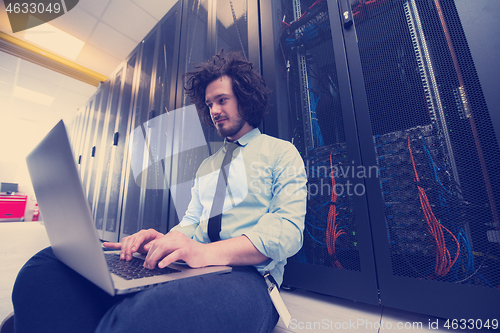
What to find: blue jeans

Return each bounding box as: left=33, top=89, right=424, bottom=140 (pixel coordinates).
left=12, top=247, right=279, bottom=333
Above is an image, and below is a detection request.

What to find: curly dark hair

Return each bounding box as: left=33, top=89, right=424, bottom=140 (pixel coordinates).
left=183, top=50, right=271, bottom=128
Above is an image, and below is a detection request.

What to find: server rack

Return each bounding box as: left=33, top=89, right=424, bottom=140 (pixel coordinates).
left=170, top=0, right=261, bottom=231
left=87, top=84, right=109, bottom=223
left=262, top=0, right=379, bottom=305
left=120, top=26, right=166, bottom=238
left=262, top=0, right=500, bottom=321
left=348, top=0, right=500, bottom=320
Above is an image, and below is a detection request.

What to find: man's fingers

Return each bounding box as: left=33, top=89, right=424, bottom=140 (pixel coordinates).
left=144, top=238, right=176, bottom=269
left=102, top=242, right=121, bottom=249
left=144, top=244, right=162, bottom=269
left=121, top=235, right=140, bottom=260
left=121, top=230, right=152, bottom=260
left=142, top=231, right=201, bottom=269
left=120, top=238, right=130, bottom=260
left=158, top=252, right=179, bottom=269
left=143, top=240, right=154, bottom=251
left=130, top=236, right=145, bottom=253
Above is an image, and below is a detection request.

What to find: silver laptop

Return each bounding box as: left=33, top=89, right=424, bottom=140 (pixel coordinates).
left=26, top=120, right=231, bottom=295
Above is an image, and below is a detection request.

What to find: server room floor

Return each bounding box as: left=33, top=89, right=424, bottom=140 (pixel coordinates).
left=0, top=222, right=474, bottom=332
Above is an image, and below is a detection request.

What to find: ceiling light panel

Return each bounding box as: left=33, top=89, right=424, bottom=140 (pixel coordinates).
left=53, top=87, right=90, bottom=106
left=50, top=7, right=99, bottom=42
left=76, top=43, right=121, bottom=77
left=88, top=22, right=136, bottom=60
left=24, top=20, right=85, bottom=60
left=16, top=73, right=59, bottom=98
left=130, top=0, right=177, bottom=21
left=19, top=60, right=67, bottom=87
left=77, top=0, right=111, bottom=19
left=0, top=68, right=15, bottom=85
left=102, top=0, right=157, bottom=43
left=13, top=85, right=54, bottom=106
left=59, top=76, right=97, bottom=96
left=0, top=81, right=13, bottom=103
left=0, top=50, right=19, bottom=71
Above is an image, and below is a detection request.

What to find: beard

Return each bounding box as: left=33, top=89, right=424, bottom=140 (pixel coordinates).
left=215, top=115, right=246, bottom=139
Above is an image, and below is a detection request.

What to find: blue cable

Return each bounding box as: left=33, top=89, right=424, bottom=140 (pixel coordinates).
left=305, top=224, right=327, bottom=246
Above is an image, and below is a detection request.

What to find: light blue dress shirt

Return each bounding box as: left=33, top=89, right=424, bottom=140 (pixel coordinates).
left=171, top=128, right=307, bottom=286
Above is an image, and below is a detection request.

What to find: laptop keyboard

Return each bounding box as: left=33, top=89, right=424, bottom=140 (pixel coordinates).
left=105, top=253, right=180, bottom=280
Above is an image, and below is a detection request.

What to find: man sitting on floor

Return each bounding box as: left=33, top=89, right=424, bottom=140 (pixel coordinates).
left=11, top=50, right=307, bottom=333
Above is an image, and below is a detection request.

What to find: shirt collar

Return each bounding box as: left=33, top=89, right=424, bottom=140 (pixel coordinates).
left=225, top=127, right=261, bottom=147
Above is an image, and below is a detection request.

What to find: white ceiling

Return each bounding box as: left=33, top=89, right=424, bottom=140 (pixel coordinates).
left=0, top=0, right=178, bottom=179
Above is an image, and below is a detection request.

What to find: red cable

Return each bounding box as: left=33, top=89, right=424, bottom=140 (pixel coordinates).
left=408, top=137, right=459, bottom=276
left=284, top=0, right=327, bottom=28
left=326, top=151, right=345, bottom=269
left=298, top=0, right=325, bottom=21
left=352, top=0, right=389, bottom=23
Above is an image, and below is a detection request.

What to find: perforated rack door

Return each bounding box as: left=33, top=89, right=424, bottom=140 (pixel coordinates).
left=263, top=0, right=379, bottom=305
left=344, top=0, right=500, bottom=321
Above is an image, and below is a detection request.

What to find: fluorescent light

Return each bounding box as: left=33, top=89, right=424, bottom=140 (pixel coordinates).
left=24, top=17, right=85, bottom=60
left=13, top=86, right=54, bottom=106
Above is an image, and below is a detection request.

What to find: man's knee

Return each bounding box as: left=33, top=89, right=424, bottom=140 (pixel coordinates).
left=12, top=247, right=58, bottom=301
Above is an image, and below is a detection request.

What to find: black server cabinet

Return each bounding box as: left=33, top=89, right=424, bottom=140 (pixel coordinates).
left=71, top=81, right=109, bottom=233
left=168, top=0, right=260, bottom=231
left=93, top=68, right=123, bottom=240
left=83, top=90, right=102, bottom=209
left=345, top=0, right=500, bottom=320
left=140, top=8, right=181, bottom=239
left=68, top=106, right=83, bottom=156
left=164, top=0, right=211, bottom=232
left=68, top=111, right=78, bottom=147
left=139, top=25, right=168, bottom=239
left=69, top=88, right=104, bottom=208
left=97, top=53, right=138, bottom=242
left=73, top=101, right=90, bottom=173
left=80, top=97, right=98, bottom=195
left=261, top=0, right=379, bottom=305
left=214, top=0, right=250, bottom=60
left=264, top=0, right=500, bottom=321
left=120, top=4, right=181, bottom=239
left=86, top=86, right=107, bottom=219
left=120, top=29, right=162, bottom=238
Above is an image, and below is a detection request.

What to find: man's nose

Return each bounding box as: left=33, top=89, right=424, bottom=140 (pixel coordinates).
left=210, top=104, right=221, bottom=117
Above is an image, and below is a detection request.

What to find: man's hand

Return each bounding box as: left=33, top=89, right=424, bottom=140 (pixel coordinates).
left=103, top=228, right=164, bottom=261
left=144, top=230, right=209, bottom=269
left=104, top=229, right=270, bottom=270
left=103, top=230, right=210, bottom=269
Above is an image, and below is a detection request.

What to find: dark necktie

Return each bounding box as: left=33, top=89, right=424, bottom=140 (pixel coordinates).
left=207, top=142, right=240, bottom=242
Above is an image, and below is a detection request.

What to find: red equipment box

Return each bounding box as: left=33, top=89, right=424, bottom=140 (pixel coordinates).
left=0, top=195, right=28, bottom=221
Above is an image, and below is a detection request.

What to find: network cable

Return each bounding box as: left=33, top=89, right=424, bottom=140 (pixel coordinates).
left=408, top=136, right=459, bottom=276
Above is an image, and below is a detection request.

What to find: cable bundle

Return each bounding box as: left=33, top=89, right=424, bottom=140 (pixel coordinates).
left=408, top=136, right=459, bottom=276
left=326, top=151, right=346, bottom=269
left=294, top=144, right=359, bottom=271
left=352, top=0, right=390, bottom=24
left=280, top=0, right=329, bottom=52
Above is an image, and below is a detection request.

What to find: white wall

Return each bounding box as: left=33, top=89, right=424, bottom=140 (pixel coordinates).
left=0, top=122, right=48, bottom=221
left=0, top=50, right=97, bottom=221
